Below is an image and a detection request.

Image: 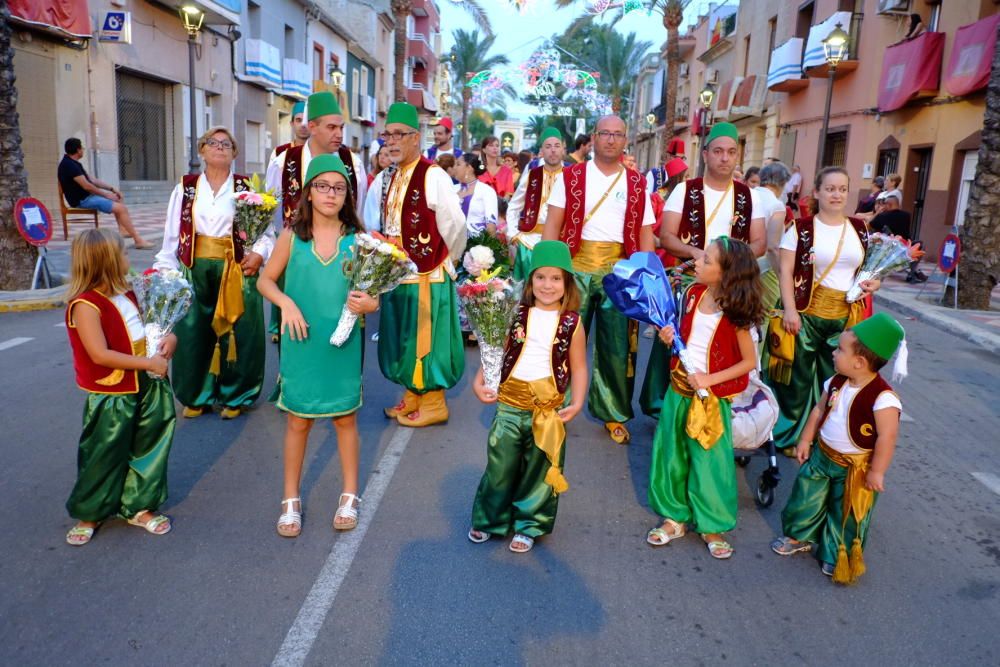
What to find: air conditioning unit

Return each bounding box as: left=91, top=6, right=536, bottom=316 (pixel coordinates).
left=877, top=0, right=910, bottom=15
left=706, top=68, right=719, bottom=84
left=679, top=63, right=689, bottom=79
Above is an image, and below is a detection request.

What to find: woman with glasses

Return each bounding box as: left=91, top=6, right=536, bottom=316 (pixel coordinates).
left=478, top=136, right=515, bottom=199
left=154, top=127, right=274, bottom=420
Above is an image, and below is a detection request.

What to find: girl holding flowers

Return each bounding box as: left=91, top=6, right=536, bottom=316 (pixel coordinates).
left=257, top=154, right=378, bottom=537
left=467, top=240, right=588, bottom=554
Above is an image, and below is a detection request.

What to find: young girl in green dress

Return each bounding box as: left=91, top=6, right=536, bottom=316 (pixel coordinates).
left=258, top=154, right=378, bottom=538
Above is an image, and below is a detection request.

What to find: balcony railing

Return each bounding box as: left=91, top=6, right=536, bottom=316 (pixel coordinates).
left=245, top=38, right=281, bottom=89
left=283, top=58, right=311, bottom=98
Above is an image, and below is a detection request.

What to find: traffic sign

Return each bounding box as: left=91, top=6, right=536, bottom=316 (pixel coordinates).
left=14, top=198, right=53, bottom=247
left=938, top=233, right=961, bottom=274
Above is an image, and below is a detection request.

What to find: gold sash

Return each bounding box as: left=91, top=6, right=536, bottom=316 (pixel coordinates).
left=818, top=439, right=875, bottom=529
left=497, top=376, right=569, bottom=494
left=572, top=240, right=622, bottom=274
left=195, top=234, right=245, bottom=375
left=670, top=365, right=725, bottom=450
left=94, top=339, right=148, bottom=387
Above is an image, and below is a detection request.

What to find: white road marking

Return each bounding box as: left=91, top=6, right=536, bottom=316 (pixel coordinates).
left=971, top=472, right=1000, bottom=498
left=271, top=425, right=415, bottom=667
left=900, top=412, right=915, bottom=423
left=54, top=322, right=66, bottom=328
left=0, top=337, right=33, bottom=351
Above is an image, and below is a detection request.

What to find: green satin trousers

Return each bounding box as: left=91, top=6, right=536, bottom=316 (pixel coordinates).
left=471, top=402, right=565, bottom=538
left=66, top=375, right=176, bottom=521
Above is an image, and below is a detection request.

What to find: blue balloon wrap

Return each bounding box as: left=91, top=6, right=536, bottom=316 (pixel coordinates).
left=602, top=251, right=687, bottom=355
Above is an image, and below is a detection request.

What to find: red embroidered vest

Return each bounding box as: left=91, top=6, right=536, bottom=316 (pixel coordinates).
left=558, top=163, right=644, bottom=258
left=274, top=142, right=292, bottom=158
left=818, top=374, right=897, bottom=450
left=668, top=283, right=748, bottom=398
left=391, top=158, right=450, bottom=273
left=281, top=145, right=306, bottom=226
left=176, top=173, right=249, bottom=268
left=519, top=166, right=545, bottom=233
left=677, top=178, right=753, bottom=250
left=790, top=216, right=870, bottom=312
left=66, top=290, right=141, bottom=394
left=499, top=305, right=580, bottom=394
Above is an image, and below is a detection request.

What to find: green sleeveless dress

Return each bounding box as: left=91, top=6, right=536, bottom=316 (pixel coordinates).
left=276, top=233, right=362, bottom=418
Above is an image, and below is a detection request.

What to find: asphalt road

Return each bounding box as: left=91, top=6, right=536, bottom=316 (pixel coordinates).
left=1, top=305, right=998, bottom=666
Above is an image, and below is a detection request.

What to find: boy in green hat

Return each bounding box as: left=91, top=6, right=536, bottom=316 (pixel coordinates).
left=771, top=311, right=907, bottom=584
left=468, top=240, right=588, bottom=553
left=507, top=128, right=567, bottom=281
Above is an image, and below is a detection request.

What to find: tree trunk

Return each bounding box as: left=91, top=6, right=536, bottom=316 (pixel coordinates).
left=0, top=1, right=35, bottom=290
left=957, top=21, right=1000, bottom=310
left=461, top=86, right=471, bottom=152
left=659, top=1, right=683, bottom=166
left=392, top=1, right=411, bottom=103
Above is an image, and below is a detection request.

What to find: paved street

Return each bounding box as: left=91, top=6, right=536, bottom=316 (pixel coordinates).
left=1, top=303, right=998, bottom=666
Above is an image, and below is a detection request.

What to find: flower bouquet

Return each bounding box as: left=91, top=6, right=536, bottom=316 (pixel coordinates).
left=130, top=268, right=194, bottom=378
left=234, top=173, right=278, bottom=256
left=457, top=275, right=522, bottom=392
left=330, top=232, right=417, bottom=346
left=457, top=236, right=513, bottom=333
left=845, top=233, right=926, bottom=303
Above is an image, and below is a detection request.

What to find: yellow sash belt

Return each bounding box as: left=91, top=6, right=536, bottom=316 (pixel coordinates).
left=818, top=439, right=875, bottom=528
left=670, top=366, right=724, bottom=450
left=497, top=376, right=569, bottom=494
left=195, top=234, right=245, bottom=375
left=94, top=339, right=147, bottom=387
left=572, top=240, right=622, bottom=274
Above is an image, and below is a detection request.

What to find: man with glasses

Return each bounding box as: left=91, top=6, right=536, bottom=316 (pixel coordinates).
left=377, top=102, right=466, bottom=428
left=543, top=116, right=656, bottom=445
left=267, top=100, right=310, bottom=163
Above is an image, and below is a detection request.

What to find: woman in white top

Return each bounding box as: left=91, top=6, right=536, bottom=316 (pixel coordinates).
left=765, top=167, right=881, bottom=450
left=154, top=127, right=274, bottom=420
left=454, top=153, right=499, bottom=236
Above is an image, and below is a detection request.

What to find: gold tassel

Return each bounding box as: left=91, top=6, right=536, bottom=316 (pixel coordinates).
left=412, top=357, right=424, bottom=391
left=210, top=340, right=222, bottom=376
left=768, top=356, right=793, bottom=386
left=832, top=543, right=851, bottom=584
left=545, top=466, right=569, bottom=495
left=849, top=538, right=866, bottom=581
left=226, top=331, right=238, bottom=364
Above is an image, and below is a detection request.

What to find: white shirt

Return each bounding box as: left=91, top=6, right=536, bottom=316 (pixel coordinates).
left=665, top=180, right=765, bottom=244
left=685, top=307, right=723, bottom=374
left=363, top=169, right=387, bottom=233
left=780, top=216, right=864, bottom=291
left=755, top=186, right=787, bottom=272
left=783, top=172, right=802, bottom=196
left=264, top=142, right=368, bottom=224
left=381, top=159, right=467, bottom=262
left=820, top=376, right=901, bottom=454
left=511, top=307, right=560, bottom=382
left=462, top=181, right=499, bottom=235
left=547, top=162, right=656, bottom=243
left=110, top=293, right=145, bottom=342
left=154, top=173, right=275, bottom=271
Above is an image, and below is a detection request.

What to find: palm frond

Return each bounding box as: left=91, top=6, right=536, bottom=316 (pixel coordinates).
left=458, top=0, right=494, bottom=38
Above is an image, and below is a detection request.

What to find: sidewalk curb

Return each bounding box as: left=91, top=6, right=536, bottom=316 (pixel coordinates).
left=875, top=291, right=1000, bottom=357
left=0, top=287, right=67, bottom=313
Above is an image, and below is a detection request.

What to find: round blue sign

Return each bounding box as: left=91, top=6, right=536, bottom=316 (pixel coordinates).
left=938, top=234, right=961, bottom=274
left=15, top=197, right=53, bottom=247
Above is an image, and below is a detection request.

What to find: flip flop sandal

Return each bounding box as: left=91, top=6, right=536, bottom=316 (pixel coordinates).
left=333, top=493, right=360, bottom=531
left=705, top=540, right=734, bottom=560
left=467, top=528, right=491, bottom=544
left=127, top=512, right=172, bottom=535
left=277, top=497, right=302, bottom=538
left=509, top=534, right=534, bottom=553
left=66, top=524, right=97, bottom=546
left=646, top=520, right=686, bottom=547
left=605, top=422, right=630, bottom=445
left=771, top=536, right=811, bottom=556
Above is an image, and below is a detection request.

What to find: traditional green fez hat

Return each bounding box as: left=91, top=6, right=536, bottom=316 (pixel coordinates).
left=386, top=102, right=420, bottom=129
left=304, top=154, right=351, bottom=189
left=539, top=127, right=563, bottom=145
left=850, top=312, right=905, bottom=362
left=306, top=91, right=341, bottom=121
left=291, top=101, right=305, bottom=117
left=705, top=122, right=738, bottom=147
left=530, top=240, right=574, bottom=275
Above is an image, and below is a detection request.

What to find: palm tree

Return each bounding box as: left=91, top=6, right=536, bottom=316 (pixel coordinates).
left=392, top=0, right=492, bottom=103
left=957, top=21, right=1000, bottom=310
left=0, top=1, right=35, bottom=289
left=586, top=26, right=653, bottom=115
left=447, top=29, right=512, bottom=151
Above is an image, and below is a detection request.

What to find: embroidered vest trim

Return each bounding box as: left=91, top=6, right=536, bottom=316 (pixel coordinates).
left=559, top=163, right=644, bottom=258
left=176, top=173, right=249, bottom=267
left=393, top=157, right=450, bottom=273
left=677, top=177, right=753, bottom=250
left=281, top=144, right=305, bottom=226
left=519, top=165, right=546, bottom=232
left=668, top=283, right=748, bottom=398
left=500, top=304, right=580, bottom=394
left=66, top=290, right=140, bottom=394
left=791, top=216, right=870, bottom=312
left=819, top=373, right=897, bottom=450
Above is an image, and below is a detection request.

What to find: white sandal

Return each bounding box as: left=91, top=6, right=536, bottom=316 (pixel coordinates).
left=509, top=534, right=534, bottom=553
left=333, top=493, right=360, bottom=531
left=277, top=497, right=302, bottom=538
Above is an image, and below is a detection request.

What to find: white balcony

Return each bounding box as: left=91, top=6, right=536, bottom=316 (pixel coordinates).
left=245, top=38, right=281, bottom=89
left=283, top=58, right=311, bottom=99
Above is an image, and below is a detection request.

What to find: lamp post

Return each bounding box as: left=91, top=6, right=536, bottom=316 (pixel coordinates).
left=816, top=22, right=849, bottom=173
left=697, top=83, right=715, bottom=177
left=180, top=5, right=204, bottom=175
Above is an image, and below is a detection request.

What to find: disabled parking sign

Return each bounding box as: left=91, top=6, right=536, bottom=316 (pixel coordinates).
left=14, top=198, right=53, bottom=247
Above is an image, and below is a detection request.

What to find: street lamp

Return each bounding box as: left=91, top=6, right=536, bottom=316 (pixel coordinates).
left=646, top=112, right=656, bottom=130
left=329, top=65, right=345, bottom=91
left=816, top=22, right=850, bottom=173
left=180, top=4, right=204, bottom=175
left=697, top=83, right=715, bottom=177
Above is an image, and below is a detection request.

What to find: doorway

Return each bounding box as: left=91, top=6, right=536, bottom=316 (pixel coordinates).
left=906, top=147, right=933, bottom=240
left=116, top=70, right=172, bottom=182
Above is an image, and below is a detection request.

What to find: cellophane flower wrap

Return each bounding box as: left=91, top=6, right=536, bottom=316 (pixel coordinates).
left=129, top=268, right=194, bottom=378
left=233, top=173, right=278, bottom=256
left=330, top=233, right=417, bottom=346
left=457, top=275, right=522, bottom=392
left=845, top=233, right=925, bottom=303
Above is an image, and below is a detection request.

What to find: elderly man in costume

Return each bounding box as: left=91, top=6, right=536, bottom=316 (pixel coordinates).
left=640, top=122, right=766, bottom=418
left=543, top=116, right=656, bottom=445
left=378, top=102, right=466, bottom=427
left=506, top=127, right=567, bottom=282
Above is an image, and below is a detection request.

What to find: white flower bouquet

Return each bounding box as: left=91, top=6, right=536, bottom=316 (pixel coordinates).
left=845, top=233, right=926, bottom=303
left=130, top=268, right=194, bottom=378
left=456, top=275, right=522, bottom=391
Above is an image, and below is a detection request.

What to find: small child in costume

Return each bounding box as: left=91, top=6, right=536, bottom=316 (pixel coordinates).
left=647, top=237, right=764, bottom=559
left=467, top=240, right=588, bottom=553
left=64, top=229, right=177, bottom=546
left=258, top=154, right=379, bottom=538
left=771, top=312, right=906, bottom=584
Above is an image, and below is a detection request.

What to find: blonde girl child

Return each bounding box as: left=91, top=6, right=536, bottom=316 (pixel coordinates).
left=64, top=228, right=177, bottom=546
left=468, top=240, right=588, bottom=553
left=257, top=154, right=378, bottom=538
left=646, top=237, right=764, bottom=559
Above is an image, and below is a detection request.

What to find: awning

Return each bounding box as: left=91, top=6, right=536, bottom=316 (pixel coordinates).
left=803, top=11, right=852, bottom=72
left=713, top=77, right=740, bottom=120
left=10, top=0, right=92, bottom=39
left=944, top=13, right=1000, bottom=97
left=730, top=75, right=764, bottom=117
left=768, top=38, right=808, bottom=92
left=877, top=31, right=944, bottom=112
